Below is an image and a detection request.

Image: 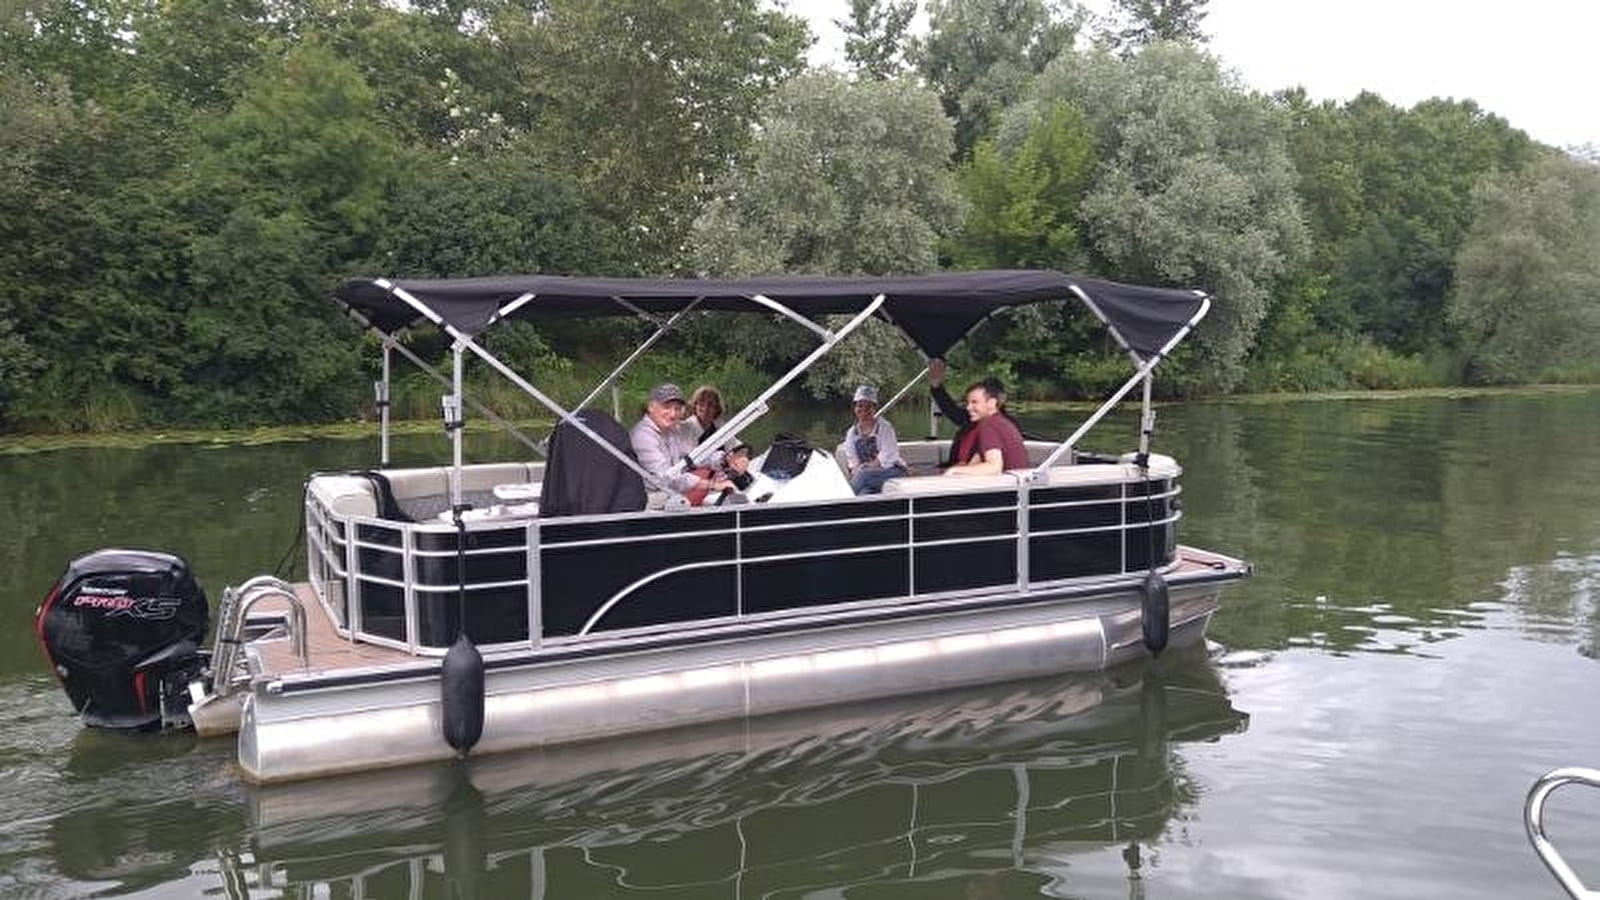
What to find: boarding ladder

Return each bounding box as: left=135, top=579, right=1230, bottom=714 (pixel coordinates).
left=1526, top=767, right=1600, bottom=899
left=209, top=575, right=310, bottom=696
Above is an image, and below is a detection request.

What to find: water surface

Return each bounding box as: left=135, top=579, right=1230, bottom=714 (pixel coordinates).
left=1, top=391, right=1597, bottom=898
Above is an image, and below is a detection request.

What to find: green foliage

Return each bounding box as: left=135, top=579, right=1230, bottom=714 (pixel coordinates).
left=1449, top=152, right=1600, bottom=384
left=691, top=72, right=965, bottom=398
left=499, top=0, right=811, bottom=271
left=370, top=142, right=620, bottom=278
left=1105, top=0, right=1210, bottom=49
left=176, top=44, right=396, bottom=425
left=952, top=102, right=1094, bottom=269
left=1031, top=43, right=1308, bottom=390
left=914, top=0, right=1080, bottom=157
left=1282, top=91, right=1538, bottom=356
left=840, top=0, right=916, bottom=80
left=693, top=72, right=965, bottom=277
left=0, top=65, right=199, bottom=430
left=3, top=0, right=1599, bottom=436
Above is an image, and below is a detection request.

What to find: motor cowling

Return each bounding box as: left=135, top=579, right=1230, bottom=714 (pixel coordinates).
left=36, top=549, right=209, bottom=731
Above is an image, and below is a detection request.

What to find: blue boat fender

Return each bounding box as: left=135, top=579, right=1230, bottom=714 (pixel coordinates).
left=1141, top=571, right=1170, bottom=656
left=441, top=634, right=485, bottom=756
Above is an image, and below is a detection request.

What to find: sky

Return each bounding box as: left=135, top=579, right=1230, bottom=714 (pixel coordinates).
left=794, top=0, right=1599, bottom=152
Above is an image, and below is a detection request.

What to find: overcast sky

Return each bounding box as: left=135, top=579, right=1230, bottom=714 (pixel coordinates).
left=795, top=0, right=1598, bottom=152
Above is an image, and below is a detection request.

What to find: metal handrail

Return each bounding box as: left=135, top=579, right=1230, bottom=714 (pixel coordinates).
left=1525, top=767, right=1600, bottom=899
left=210, top=577, right=310, bottom=695
left=309, top=466, right=1185, bottom=653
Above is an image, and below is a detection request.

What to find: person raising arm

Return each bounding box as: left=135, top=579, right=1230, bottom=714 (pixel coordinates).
left=943, top=381, right=1028, bottom=476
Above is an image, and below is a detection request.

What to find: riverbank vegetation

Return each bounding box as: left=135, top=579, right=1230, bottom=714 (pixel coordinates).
left=3, top=0, right=1597, bottom=434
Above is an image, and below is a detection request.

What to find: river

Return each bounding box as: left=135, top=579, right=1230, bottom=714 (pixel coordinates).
left=1, top=390, right=1596, bottom=898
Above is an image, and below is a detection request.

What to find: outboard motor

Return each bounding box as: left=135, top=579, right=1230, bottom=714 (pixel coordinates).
left=36, top=549, right=209, bottom=731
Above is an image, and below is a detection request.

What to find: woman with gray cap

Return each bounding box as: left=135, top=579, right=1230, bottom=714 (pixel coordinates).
left=840, top=385, right=907, bottom=495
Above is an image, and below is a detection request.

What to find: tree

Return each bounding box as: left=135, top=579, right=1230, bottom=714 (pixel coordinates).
left=493, top=0, right=811, bottom=271
left=948, top=102, right=1104, bottom=397
left=0, top=55, right=203, bottom=430
left=1449, top=152, right=1600, bottom=383
left=177, top=44, right=398, bottom=424
left=371, top=142, right=618, bottom=280
left=1028, top=43, right=1308, bottom=390
left=1106, top=0, right=1209, bottom=49
left=0, top=0, right=139, bottom=101
left=691, top=72, right=965, bottom=395
left=914, top=0, right=1080, bottom=157
left=0, top=67, right=61, bottom=426
left=952, top=102, right=1095, bottom=270
left=1280, top=92, right=1537, bottom=357
left=840, top=0, right=916, bottom=80
left=129, top=0, right=284, bottom=110
left=693, top=72, right=964, bottom=277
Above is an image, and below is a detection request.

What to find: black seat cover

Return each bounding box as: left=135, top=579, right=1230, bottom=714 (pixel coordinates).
left=540, top=409, right=647, bottom=517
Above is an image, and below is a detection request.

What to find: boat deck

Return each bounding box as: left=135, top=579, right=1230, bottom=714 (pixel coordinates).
left=248, top=546, right=1242, bottom=681
left=250, top=584, right=410, bottom=676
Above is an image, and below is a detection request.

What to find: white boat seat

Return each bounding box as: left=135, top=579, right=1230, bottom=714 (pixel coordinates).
left=879, top=472, right=1023, bottom=496
left=307, top=474, right=381, bottom=518
left=307, top=463, right=545, bottom=523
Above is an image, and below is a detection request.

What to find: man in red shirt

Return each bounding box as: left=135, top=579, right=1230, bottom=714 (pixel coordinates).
left=944, top=381, right=1028, bottom=476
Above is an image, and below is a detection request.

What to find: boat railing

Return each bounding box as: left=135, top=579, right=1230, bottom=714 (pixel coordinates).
left=1525, top=766, right=1600, bottom=899
left=302, top=460, right=1183, bottom=656
left=211, top=576, right=310, bottom=696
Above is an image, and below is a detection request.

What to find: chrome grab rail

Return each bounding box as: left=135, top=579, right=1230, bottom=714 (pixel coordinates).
left=1525, top=767, right=1600, bottom=899
left=211, top=576, right=310, bottom=695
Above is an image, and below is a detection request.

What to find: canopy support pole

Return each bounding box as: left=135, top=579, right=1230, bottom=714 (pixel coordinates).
left=345, top=308, right=545, bottom=458
left=748, top=292, right=834, bottom=339
left=684, top=294, right=888, bottom=467
left=448, top=344, right=465, bottom=510
left=463, top=339, right=664, bottom=489
left=874, top=366, right=928, bottom=420
left=1137, top=374, right=1154, bottom=465
left=574, top=297, right=704, bottom=413
left=1030, top=295, right=1211, bottom=475
left=375, top=285, right=670, bottom=491
left=377, top=345, right=391, bottom=467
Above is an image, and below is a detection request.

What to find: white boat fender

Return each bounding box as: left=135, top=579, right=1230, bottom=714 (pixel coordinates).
left=1141, top=571, right=1170, bottom=656
left=441, top=633, right=485, bottom=757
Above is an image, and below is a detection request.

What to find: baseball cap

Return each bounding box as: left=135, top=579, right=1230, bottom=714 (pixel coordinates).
left=851, top=385, right=878, bottom=404
left=649, top=383, right=685, bottom=405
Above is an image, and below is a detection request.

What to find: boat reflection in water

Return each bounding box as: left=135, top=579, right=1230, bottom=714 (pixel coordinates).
left=236, top=647, right=1246, bottom=899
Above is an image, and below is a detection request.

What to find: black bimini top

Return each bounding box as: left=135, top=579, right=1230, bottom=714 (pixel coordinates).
left=334, top=270, right=1208, bottom=362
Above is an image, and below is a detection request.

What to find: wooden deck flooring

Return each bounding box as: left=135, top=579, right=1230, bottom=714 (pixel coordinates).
left=251, top=583, right=415, bottom=677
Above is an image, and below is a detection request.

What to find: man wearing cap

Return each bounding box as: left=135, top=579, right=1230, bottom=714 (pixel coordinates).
left=841, top=384, right=907, bottom=495
left=630, top=383, right=734, bottom=497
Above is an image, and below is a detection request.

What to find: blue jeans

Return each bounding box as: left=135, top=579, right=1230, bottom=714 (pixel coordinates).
left=851, top=464, right=906, bottom=495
